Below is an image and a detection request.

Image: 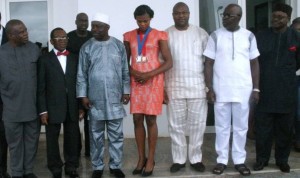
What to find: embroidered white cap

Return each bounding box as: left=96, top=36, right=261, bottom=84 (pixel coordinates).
left=92, top=13, right=110, bottom=25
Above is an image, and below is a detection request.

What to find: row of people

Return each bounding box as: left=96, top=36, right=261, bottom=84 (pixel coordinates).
left=0, top=2, right=299, bottom=178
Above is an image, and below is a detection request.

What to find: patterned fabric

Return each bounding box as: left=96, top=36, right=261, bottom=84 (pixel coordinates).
left=167, top=98, right=207, bottom=163
left=77, top=37, right=130, bottom=120
left=165, top=25, right=208, bottom=99
left=124, top=29, right=167, bottom=115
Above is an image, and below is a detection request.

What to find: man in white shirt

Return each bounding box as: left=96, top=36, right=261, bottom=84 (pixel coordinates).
left=37, top=27, right=82, bottom=178
left=203, top=4, right=260, bottom=176
left=165, top=2, right=208, bottom=173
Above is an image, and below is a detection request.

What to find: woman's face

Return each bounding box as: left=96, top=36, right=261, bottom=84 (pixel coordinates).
left=135, top=13, right=151, bottom=32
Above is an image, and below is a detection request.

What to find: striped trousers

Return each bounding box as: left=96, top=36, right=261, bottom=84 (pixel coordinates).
left=167, top=98, right=207, bottom=164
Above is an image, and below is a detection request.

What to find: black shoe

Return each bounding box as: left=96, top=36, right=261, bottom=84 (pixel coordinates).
left=190, top=162, right=205, bottom=172
left=253, top=161, right=268, bottom=171
left=23, top=173, right=38, bottom=178
left=65, top=170, right=79, bottom=178
left=141, top=161, right=155, bottom=177
left=132, top=158, right=147, bottom=175
left=235, top=164, right=251, bottom=176
left=295, top=142, right=300, bottom=152
left=212, top=163, right=227, bottom=175
left=52, top=171, right=62, bottom=178
left=0, top=172, right=11, bottom=178
left=170, top=163, right=185, bottom=173
left=92, top=170, right=103, bottom=178
left=276, top=163, right=290, bottom=173
left=109, top=168, right=125, bottom=178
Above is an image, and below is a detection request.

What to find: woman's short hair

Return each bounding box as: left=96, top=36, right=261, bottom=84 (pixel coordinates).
left=134, top=5, right=154, bottom=19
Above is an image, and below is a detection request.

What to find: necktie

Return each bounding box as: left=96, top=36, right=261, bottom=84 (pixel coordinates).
left=57, top=50, right=69, bottom=56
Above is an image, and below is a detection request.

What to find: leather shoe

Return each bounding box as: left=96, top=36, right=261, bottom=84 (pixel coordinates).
left=0, top=172, right=11, bottom=178
left=170, top=163, right=185, bottom=173
left=276, top=163, right=290, bottom=173
left=65, top=170, right=79, bottom=178
left=190, top=162, right=205, bottom=172
left=92, top=170, right=103, bottom=178
left=52, top=171, right=62, bottom=178
left=253, top=161, right=268, bottom=171
left=109, top=168, right=125, bottom=178
left=23, top=173, right=37, bottom=178
left=295, top=142, right=300, bottom=152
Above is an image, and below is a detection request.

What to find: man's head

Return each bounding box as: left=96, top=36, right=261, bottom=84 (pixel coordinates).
left=5, top=19, right=28, bottom=46
left=172, top=2, right=190, bottom=30
left=271, top=3, right=292, bottom=31
left=291, top=17, right=300, bottom=32
left=91, top=13, right=110, bottom=41
left=222, top=4, right=242, bottom=32
left=50, top=27, right=68, bottom=52
left=76, top=13, right=89, bottom=32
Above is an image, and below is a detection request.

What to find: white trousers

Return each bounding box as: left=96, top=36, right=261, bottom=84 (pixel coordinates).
left=214, top=101, right=249, bottom=165
left=167, top=98, right=207, bottom=164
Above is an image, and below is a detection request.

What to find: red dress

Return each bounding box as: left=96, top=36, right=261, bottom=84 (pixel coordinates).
left=123, top=29, right=167, bottom=115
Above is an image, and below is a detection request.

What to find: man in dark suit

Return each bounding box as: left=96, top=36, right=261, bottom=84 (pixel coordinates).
left=37, top=27, right=82, bottom=178
left=0, top=12, right=10, bottom=178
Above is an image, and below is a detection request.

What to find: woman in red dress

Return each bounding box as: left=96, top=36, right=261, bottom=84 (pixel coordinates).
left=123, top=4, right=172, bottom=177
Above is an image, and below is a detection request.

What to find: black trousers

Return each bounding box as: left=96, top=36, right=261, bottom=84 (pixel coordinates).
left=255, top=112, right=293, bottom=164
left=0, top=118, right=8, bottom=173
left=46, top=116, right=80, bottom=174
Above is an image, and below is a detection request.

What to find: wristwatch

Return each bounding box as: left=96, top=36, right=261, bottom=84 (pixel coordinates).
left=253, top=88, right=260, bottom=92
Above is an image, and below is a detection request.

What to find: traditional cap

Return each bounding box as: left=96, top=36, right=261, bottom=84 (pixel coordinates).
left=272, top=3, right=292, bottom=17
left=92, top=13, right=110, bottom=25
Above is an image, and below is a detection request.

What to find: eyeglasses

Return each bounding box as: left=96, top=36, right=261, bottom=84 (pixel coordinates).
left=173, top=11, right=190, bottom=16
left=221, top=13, right=241, bottom=18
left=52, top=37, right=68, bottom=41
left=272, top=15, right=288, bottom=20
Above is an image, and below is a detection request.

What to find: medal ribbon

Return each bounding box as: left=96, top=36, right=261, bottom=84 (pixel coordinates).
left=137, top=27, right=151, bottom=56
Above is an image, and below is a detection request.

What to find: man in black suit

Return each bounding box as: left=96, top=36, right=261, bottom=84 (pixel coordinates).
left=0, top=12, right=10, bottom=178
left=37, top=27, right=82, bottom=178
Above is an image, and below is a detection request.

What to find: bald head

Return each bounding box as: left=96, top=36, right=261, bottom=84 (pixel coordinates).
left=76, top=12, right=88, bottom=21
left=172, top=2, right=190, bottom=30
left=5, top=19, right=24, bottom=35
left=292, top=17, right=300, bottom=32
left=75, top=12, right=89, bottom=32
left=173, top=2, right=189, bottom=12
left=224, top=4, right=242, bottom=17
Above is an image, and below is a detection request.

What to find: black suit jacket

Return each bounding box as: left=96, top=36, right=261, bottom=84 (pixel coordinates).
left=1, top=27, right=8, bottom=45
left=0, top=27, right=8, bottom=120
left=37, top=50, right=79, bottom=123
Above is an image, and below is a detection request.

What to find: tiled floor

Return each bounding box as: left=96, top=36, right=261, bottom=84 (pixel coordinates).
left=30, top=133, right=300, bottom=178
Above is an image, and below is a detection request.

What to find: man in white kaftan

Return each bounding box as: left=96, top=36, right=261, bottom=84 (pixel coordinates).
left=76, top=13, right=130, bottom=178
left=203, top=4, right=260, bottom=176
left=164, top=2, right=208, bottom=173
